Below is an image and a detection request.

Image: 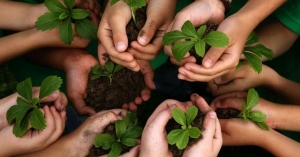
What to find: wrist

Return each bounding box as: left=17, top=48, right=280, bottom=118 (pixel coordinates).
left=29, top=4, right=49, bottom=29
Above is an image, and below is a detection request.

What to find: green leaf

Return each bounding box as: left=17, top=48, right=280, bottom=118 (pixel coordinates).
left=71, top=9, right=90, bottom=20
left=115, top=120, right=126, bottom=138
left=162, top=30, right=189, bottom=45
left=176, top=130, right=189, bottom=150
left=39, top=76, right=63, bottom=99
left=188, top=127, right=201, bottom=138
left=110, top=0, right=120, bottom=5
left=35, top=12, right=61, bottom=31
left=181, top=20, right=197, bottom=38
left=123, top=126, right=142, bottom=139
left=256, top=122, right=269, bottom=131
left=63, top=0, right=75, bottom=9
left=31, top=98, right=40, bottom=106
left=91, top=75, right=100, bottom=80
left=172, top=108, right=186, bottom=126
left=121, top=138, right=138, bottom=146
left=13, top=113, right=30, bottom=137
left=203, top=31, right=229, bottom=47
left=246, top=88, right=259, bottom=110
left=127, top=0, right=146, bottom=8
left=16, top=78, right=32, bottom=101
left=109, top=142, right=121, bottom=157
left=58, top=11, right=69, bottom=20
left=6, top=105, right=30, bottom=124
left=44, top=0, right=68, bottom=13
left=243, top=52, right=262, bottom=73
left=195, top=40, right=206, bottom=57
left=105, top=61, right=114, bottom=73
left=167, top=129, right=183, bottom=145
left=197, top=25, right=206, bottom=39
left=92, top=65, right=101, bottom=75
left=94, top=134, right=116, bottom=150
left=245, top=44, right=273, bottom=60
left=75, top=18, right=98, bottom=40
left=113, top=64, right=124, bottom=74
left=94, top=134, right=115, bottom=148
left=172, top=41, right=195, bottom=62
left=186, top=106, right=198, bottom=125
left=30, top=108, right=46, bottom=130
left=17, top=97, right=30, bottom=106
left=248, top=111, right=266, bottom=122
left=60, top=17, right=73, bottom=45
left=246, top=32, right=259, bottom=45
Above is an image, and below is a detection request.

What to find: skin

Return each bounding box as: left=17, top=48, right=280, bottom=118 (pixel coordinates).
left=140, top=94, right=222, bottom=157
left=0, top=89, right=67, bottom=156
left=16, top=109, right=140, bottom=157
left=98, top=0, right=177, bottom=71
left=164, top=0, right=286, bottom=82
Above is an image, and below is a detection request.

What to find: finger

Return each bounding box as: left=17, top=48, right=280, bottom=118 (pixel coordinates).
left=145, top=107, right=174, bottom=133
left=139, top=60, right=155, bottom=90
left=55, top=92, right=68, bottom=111
left=211, top=92, right=247, bottom=109
left=214, top=117, right=223, bottom=147
left=213, top=70, right=242, bottom=85
left=110, top=55, right=140, bottom=72
left=127, top=46, right=156, bottom=60
left=201, top=111, right=217, bottom=143
left=34, top=106, right=55, bottom=139
left=190, top=93, right=212, bottom=113
left=202, top=45, right=227, bottom=68
left=88, top=10, right=99, bottom=25
left=45, top=106, right=65, bottom=144
left=120, top=145, right=140, bottom=157
left=210, top=79, right=248, bottom=96
left=140, top=87, right=151, bottom=102
left=128, top=102, right=138, bottom=112
left=69, top=96, right=96, bottom=116
left=86, top=0, right=96, bottom=13
left=39, top=90, right=59, bottom=103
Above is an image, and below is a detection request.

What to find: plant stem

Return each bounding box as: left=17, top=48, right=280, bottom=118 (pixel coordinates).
left=131, top=7, right=137, bottom=25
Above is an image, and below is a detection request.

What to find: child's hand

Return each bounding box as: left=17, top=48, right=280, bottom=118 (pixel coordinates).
left=207, top=62, right=278, bottom=96
left=0, top=105, right=66, bottom=156
left=74, top=0, right=101, bottom=17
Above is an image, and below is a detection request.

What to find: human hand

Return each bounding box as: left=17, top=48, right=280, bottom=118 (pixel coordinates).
left=0, top=105, right=66, bottom=156
left=164, top=0, right=225, bottom=66
left=211, top=91, right=278, bottom=129
left=207, top=62, right=278, bottom=96
left=140, top=99, right=190, bottom=157
left=64, top=51, right=99, bottom=116
left=176, top=15, right=250, bottom=82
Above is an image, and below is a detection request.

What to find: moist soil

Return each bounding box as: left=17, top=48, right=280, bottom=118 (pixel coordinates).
left=86, top=6, right=147, bottom=156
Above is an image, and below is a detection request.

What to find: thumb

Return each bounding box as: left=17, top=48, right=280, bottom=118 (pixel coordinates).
left=137, top=17, right=162, bottom=45
left=201, top=111, right=217, bottom=142
left=202, top=47, right=227, bottom=68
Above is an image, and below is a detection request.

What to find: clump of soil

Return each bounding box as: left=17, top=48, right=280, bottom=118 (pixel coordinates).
left=85, top=7, right=147, bottom=112
left=166, top=108, right=240, bottom=157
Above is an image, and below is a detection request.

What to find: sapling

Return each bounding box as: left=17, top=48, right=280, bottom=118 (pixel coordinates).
left=6, top=76, right=62, bottom=137
left=162, top=20, right=229, bottom=62
left=239, top=88, right=269, bottom=130
left=167, top=106, right=201, bottom=150
left=35, top=0, right=98, bottom=44
left=110, top=0, right=146, bottom=25
left=93, top=112, right=143, bottom=157
left=91, top=61, right=124, bottom=84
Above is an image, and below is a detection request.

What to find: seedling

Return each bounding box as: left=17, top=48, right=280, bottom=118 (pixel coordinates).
left=162, top=20, right=229, bottom=62
left=91, top=61, right=124, bottom=84
left=239, top=88, right=269, bottom=130
left=240, top=32, right=273, bottom=73
left=6, top=76, right=62, bottom=137
left=110, top=0, right=146, bottom=25
left=35, top=0, right=98, bottom=44
left=94, top=112, right=143, bottom=157
left=167, top=106, right=201, bottom=150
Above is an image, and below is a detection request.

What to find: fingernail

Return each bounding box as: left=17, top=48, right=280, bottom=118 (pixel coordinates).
left=138, top=36, right=149, bottom=45
left=214, top=100, right=221, bottom=107
left=203, top=59, right=212, bottom=68
left=116, top=42, right=126, bottom=51
left=214, top=77, right=221, bottom=84
left=52, top=91, right=58, bottom=98
left=168, top=104, right=177, bottom=110
left=178, top=74, right=185, bottom=80
left=209, top=111, right=217, bottom=118
left=192, top=93, right=198, bottom=97
left=118, top=116, right=124, bottom=120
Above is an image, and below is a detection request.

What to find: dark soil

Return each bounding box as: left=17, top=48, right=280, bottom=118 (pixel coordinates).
left=85, top=7, right=147, bottom=112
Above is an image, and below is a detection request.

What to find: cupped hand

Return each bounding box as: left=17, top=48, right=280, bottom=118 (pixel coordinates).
left=207, top=62, right=277, bottom=96
left=64, top=51, right=99, bottom=116
left=211, top=91, right=278, bottom=129
left=164, top=0, right=225, bottom=66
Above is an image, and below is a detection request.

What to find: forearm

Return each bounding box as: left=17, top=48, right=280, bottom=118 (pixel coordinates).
left=271, top=104, right=300, bottom=131
left=259, top=129, right=300, bottom=156
left=256, top=20, right=299, bottom=61
left=0, top=2, right=47, bottom=30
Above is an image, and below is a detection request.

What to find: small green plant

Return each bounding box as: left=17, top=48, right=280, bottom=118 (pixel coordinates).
left=6, top=76, right=62, bottom=137
left=91, top=61, right=124, bottom=84
left=162, top=20, right=229, bottom=62
left=167, top=106, right=201, bottom=150
left=36, top=0, right=98, bottom=44
left=94, top=112, right=143, bottom=157
left=239, top=88, right=269, bottom=130
left=110, top=0, right=146, bottom=24
left=241, top=32, right=273, bottom=73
